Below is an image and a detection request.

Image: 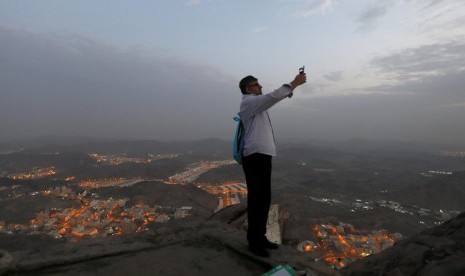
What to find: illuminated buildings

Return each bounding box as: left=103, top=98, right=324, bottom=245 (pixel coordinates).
left=88, top=153, right=150, bottom=165
left=298, top=222, right=402, bottom=269
left=7, top=166, right=56, bottom=180
left=79, top=178, right=145, bottom=189
left=166, top=160, right=236, bottom=184
left=197, top=182, right=247, bottom=212
left=42, top=186, right=75, bottom=198
left=0, top=198, right=192, bottom=240
left=439, top=150, right=465, bottom=158
left=88, top=153, right=180, bottom=165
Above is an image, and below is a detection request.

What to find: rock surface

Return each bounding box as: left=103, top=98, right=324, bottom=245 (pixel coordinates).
left=2, top=205, right=464, bottom=276
left=0, top=204, right=336, bottom=276
left=342, top=212, right=465, bottom=276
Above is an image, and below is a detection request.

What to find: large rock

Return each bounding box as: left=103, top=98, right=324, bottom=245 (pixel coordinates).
left=342, top=212, right=465, bottom=276
left=0, top=203, right=331, bottom=276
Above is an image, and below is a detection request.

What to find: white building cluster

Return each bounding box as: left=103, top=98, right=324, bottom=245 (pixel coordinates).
left=0, top=198, right=192, bottom=240
left=166, top=160, right=236, bottom=184
left=298, top=222, right=402, bottom=269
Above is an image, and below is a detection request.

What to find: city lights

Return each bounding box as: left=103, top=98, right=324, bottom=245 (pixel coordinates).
left=298, top=222, right=401, bottom=269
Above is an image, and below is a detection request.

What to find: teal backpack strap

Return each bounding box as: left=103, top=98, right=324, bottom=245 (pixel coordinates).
left=232, top=113, right=244, bottom=164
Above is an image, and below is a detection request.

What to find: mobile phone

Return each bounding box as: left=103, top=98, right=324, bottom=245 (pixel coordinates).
left=299, top=66, right=305, bottom=74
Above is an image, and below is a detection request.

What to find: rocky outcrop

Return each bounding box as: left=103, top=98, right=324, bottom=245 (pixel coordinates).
left=0, top=204, right=336, bottom=276
left=0, top=250, right=13, bottom=275
left=342, top=212, right=465, bottom=276
left=3, top=206, right=464, bottom=276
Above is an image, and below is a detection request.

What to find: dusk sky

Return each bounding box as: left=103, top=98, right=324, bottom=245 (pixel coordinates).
left=1, top=0, right=464, bottom=145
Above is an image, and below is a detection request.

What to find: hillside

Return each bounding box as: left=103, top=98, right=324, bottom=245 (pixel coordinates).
left=342, top=212, right=465, bottom=275
left=2, top=205, right=464, bottom=275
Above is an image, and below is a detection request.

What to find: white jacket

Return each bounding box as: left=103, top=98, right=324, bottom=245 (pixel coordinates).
left=239, top=84, right=292, bottom=157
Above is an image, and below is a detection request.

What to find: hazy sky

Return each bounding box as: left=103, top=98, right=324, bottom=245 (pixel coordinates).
left=1, top=0, right=464, bottom=145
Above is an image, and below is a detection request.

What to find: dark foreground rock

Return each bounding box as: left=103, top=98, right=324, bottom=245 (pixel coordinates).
left=342, top=212, right=465, bottom=276
left=0, top=204, right=337, bottom=276
left=3, top=206, right=464, bottom=276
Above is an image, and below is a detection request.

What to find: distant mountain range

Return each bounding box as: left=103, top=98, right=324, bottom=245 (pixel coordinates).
left=0, top=136, right=230, bottom=157
left=390, top=171, right=465, bottom=210
left=2, top=136, right=464, bottom=155
left=1, top=136, right=465, bottom=275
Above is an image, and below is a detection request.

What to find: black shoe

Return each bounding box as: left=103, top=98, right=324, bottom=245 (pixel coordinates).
left=249, top=244, right=270, bottom=257
left=262, top=239, right=279, bottom=250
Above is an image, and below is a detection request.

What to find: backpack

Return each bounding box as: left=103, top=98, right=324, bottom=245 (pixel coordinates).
left=232, top=113, right=244, bottom=164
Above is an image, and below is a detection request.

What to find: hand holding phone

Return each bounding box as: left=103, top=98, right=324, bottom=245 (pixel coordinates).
left=290, top=66, right=307, bottom=91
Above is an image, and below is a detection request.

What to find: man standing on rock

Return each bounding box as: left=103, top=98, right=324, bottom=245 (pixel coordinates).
left=238, top=71, right=307, bottom=257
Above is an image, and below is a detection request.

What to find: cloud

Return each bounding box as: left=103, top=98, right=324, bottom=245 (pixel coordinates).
left=355, top=1, right=465, bottom=34
left=250, top=27, right=268, bottom=34
left=370, top=41, right=465, bottom=83
left=359, top=41, right=465, bottom=116
left=275, top=70, right=465, bottom=145
left=271, top=40, right=465, bottom=145
left=1, top=25, right=463, bottom=145
left=184, top=0, right=205, bottom=6
left=331, top=41, right=465, bottom=143
left=323, top=71, right=343, bottom=82
left=293, top=0, right=336, bottom=17
left=0, top=26, right=239, bottom=142
left=415, top=1, right=465, bottom=37
left=355, top=2, right=393, bottom=33
left=358, top=4, right=389, bottom=23
left=183, top=0, right=222, bottom=6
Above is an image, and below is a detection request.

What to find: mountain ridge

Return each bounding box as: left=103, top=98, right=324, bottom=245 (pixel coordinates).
left=1, top=205, right=464, bottom=275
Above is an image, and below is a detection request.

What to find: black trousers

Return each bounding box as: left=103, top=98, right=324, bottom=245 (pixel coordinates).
left=242, top=153, right=272, bottom=244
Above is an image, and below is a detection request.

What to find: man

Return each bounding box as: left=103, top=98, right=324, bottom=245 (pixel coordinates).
left=239, top=72, right=306, bottom=257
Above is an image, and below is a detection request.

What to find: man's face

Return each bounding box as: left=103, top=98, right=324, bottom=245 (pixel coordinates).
left=246, top=81, right=262, bottom=95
